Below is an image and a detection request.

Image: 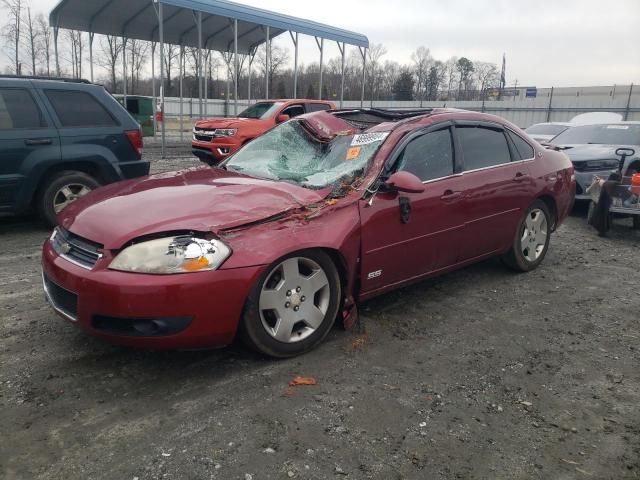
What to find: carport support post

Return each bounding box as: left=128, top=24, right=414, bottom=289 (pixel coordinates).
left=122, top=37, right=127, bottom=107
left=179, top=46, right=185, bottom=141
left=53, top=26, right=60, bottom=76
left=158, top=2, right=166, bottom=158
left=234, top=19, right=238, bottom=116
left=338, top=42, right=345, bottom=107
left=151, top=42, right=157, bottom=137
left=290, top=32, right=298, bottom=99
left=316, top=37, right=324, bottom=100
left=360, top=47, right=367, bottom=107
left=89, top=33, right=95, bottom=83
left=197, top=11, right=203, bottom=119
left=248, top=50, right=255, bottom=103
left=265, top=26, right=270, bottom=99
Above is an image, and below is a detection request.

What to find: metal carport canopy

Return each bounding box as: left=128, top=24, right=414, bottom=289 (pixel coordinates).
left=49, top=0, right=369, bottom=54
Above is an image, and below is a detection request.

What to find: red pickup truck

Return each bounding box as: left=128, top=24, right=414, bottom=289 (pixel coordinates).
left=192, top=99, right=336, bottom=165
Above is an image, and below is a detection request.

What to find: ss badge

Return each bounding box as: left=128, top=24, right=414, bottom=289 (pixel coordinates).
left=367, top=270, right=382, bottom=280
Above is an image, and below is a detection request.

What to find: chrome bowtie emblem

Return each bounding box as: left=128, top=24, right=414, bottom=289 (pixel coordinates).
left=61, top=243, right=72, bottom=255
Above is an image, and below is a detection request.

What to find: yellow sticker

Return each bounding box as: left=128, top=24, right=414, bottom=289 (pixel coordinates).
left=346, top=146, right=362, bottom=161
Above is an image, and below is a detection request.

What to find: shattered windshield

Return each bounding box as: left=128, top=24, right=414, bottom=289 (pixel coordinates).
left=226, top=120, right=388, bottom=190
left=238, top=102, right=283, bottom=119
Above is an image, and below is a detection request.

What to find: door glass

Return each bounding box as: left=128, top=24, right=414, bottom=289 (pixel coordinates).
left=306, top=103, right=332, bottom=112
left=45, top=90, right=118, bottom=127
left=396, top=128, right=454, bottom=181
left=507, top=130, right=535, bottom=160
left=458, top=126, right=511, bottom=170
left=0, top=88, right=44, bottom=129
left=282, top=105, right=305, bottom=118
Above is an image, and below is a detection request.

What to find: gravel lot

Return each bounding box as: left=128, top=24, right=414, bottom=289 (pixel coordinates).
left=1, top=144, right=639, bottom=479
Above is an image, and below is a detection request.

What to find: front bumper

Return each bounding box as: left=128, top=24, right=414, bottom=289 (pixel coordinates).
left=574, top=169, right=616, bottom=201
left=192, top=138, right=240, bottom=164
left=42, top=240, right=264, bottom=350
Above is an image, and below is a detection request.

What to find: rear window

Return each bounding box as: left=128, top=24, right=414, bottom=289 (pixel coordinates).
left=0, top=88, right=45, bottom=129
left=525, top=124, right=569, bottom=136
left=45, top=90, right=118, bottom=127
left=458, top=126, right=512, bottom=171
left=306, top=103, right=332, bottom=113
left=507, top=130, right=535, bottom=160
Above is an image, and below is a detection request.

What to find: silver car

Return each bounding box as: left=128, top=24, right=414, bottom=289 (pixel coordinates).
left=525, top=122, right=573, bottom=143
left=551, top=122, right=640, bottom=200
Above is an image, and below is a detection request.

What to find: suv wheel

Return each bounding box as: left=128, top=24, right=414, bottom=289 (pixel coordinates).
left=38, top=171, right=100, bottom=226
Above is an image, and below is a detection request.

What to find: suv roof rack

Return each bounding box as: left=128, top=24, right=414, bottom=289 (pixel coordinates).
left=0, top=74, right=92, bottom=84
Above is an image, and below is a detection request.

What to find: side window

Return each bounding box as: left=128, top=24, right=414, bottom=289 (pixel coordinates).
left=396, top=128, right=454, bottom=181
left=506, top=130, right=535, bottom=160
left=458, top=126, right=511, bottom=171
left=45, top=90, right=118, bottom=127
left=306, top=103, right=331, bottom=113
left=0, top=88, right=44, bottom=129
left=282, top=105, right=305, bottom=118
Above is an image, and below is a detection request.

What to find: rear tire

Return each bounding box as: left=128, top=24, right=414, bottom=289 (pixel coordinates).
left=239, top=250, right=341, bottom=358
left=502, top=200, right=551, bottom=272
left=37, top=171, right=99, bottom=227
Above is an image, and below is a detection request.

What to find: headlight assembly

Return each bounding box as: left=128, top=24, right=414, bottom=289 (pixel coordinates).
left=109, top=236, right=231, bottom=274
left=213, top=128, right=237, bottom=137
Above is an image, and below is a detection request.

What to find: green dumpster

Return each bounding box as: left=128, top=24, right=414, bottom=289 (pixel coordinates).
left=114, top=95, right=155, bottom=137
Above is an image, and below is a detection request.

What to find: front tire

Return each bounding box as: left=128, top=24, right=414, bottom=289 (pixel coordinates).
left=502, top=200, right=552, bottom=272
left=37, top=171, right=99, bottom=227
left=239, top=251, right=342, bottom=358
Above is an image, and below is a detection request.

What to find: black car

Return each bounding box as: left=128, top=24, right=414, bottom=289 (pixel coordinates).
left=0, top=76, right=150, bottom=225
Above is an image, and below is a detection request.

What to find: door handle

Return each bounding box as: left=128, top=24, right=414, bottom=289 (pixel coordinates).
left=514, top=172, right=530, bottom=182
left=441, top=190, right=463, bottom=201
left=25, top=138, right=53, bottom=146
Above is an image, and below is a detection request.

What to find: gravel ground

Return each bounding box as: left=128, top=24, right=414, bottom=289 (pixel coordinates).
left=1, top=148, right=639, bottom=479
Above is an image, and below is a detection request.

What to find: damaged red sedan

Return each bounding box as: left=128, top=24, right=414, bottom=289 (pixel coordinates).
left=42, top=108, right=575, bottom=357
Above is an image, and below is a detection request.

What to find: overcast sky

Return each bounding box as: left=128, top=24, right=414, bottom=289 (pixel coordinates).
left=14, top=0, right=640, bottom=87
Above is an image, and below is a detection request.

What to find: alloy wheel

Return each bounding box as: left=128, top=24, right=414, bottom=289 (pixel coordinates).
left=53, top=184, right=92, bottom=213
left=258, top=257, right=331, bottom=343
left=521, top=208, right=548, bottom=262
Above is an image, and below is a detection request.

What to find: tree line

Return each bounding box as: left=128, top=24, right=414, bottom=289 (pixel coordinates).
left=2, top=0, right=502, bottom=103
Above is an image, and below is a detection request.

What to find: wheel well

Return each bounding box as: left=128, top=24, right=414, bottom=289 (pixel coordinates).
left=33, top=163, right=103, bottom=206
left=537, top=195, right=558, bottom=231
left=319, top=248, right=349, bottom=291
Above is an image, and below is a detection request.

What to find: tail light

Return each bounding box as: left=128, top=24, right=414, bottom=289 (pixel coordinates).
left=125, top=129, right=143, bottom=158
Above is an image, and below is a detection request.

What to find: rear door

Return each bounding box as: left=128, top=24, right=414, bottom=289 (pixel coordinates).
left=0, top=83, right=60, bottom=212
left=455, top=122, right=535, bottom=261
left=37, top=87, right=130, bottom=176
left=359, top=124, right=467, bottom=293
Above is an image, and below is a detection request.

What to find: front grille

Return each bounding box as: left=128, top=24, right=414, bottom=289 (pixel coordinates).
left=573, top=160, right=619, bottom=172
left=194, top=134, right=213, bottom=142
left=43, top=273, right=78, bottom=321
left=52, top=227, right=103, bottom=269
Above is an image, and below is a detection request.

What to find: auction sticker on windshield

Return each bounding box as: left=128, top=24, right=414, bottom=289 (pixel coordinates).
left=351, top=132, right=389, bottom=146
left=346, top=147, right=362, bottom=161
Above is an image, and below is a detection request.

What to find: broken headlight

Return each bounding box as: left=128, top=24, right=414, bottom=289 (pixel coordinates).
left=109, top=236, right=231, bottom=274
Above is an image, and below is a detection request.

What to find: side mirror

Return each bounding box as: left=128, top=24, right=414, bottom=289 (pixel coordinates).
left=276, top=114, right=290, bottom=124
left=384, top=171, right=425, bottom=194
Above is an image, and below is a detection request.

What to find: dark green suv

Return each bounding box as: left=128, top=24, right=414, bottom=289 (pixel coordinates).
left=0, top=76, right=150, bottom=226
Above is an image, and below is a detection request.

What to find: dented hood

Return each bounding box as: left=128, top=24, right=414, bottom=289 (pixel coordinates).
left=58, top=168, right=326, bottom=249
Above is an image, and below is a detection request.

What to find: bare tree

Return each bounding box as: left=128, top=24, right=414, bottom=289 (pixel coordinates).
left=411, top=46, right=433, bottom=105
left=257, top=43, right=289, bottom=98
left=366, top=42, right=387, bottom=103
left=66, top=30, right=83, bottom=78
left=128, top=39, right=149, bottom=94
left=23, top=6, right=38, bottom=74
left=35, top=13, right=51, bottom=76
left=1, top=0, right=22, bottom=74
left=444, top=56, right=459, bottom=99
left=474, top=61, right=499, bottom=97
left=96, top=35, right=122, bottom=91
left=163, top=44, right=179, bottom=94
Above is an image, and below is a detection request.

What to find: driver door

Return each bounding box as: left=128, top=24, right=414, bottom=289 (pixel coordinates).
left=359, top=125, right=466, bottom=295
